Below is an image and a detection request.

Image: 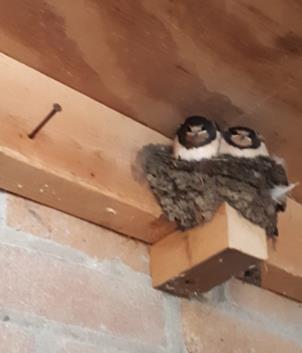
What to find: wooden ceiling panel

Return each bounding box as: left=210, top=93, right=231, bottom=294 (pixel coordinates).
left=0, top=0, right=301, bottom=199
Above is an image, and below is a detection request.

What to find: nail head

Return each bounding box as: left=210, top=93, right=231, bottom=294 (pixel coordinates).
left=53, top=103, right=62, bottom=112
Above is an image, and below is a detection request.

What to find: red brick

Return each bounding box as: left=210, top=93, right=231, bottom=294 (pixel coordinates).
left=0, top=322, right=34, bottom=353
left=181, top=300, right=302, bottom=353
left=6, top=194, right=149, bottom=273
left=0, top=245, right=164, bottom=346
left=226, top=279, right=302, bottom=329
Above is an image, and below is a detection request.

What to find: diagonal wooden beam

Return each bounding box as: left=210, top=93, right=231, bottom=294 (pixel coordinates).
left=0, top=53, right=174, bottom=243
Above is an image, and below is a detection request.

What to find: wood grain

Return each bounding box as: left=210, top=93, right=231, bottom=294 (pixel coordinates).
left=0, top=0, right=301, bottom=199
left=0, top=53, right=174, bottom=243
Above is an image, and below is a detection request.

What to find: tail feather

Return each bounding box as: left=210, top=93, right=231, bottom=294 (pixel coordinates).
left=271, top=183, right=298, bottom=203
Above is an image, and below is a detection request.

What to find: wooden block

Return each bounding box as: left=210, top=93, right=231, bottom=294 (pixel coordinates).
left=0, top=53, right=175, bottom=244
left=242, top=199, right=302, bottom=302
left=150, top=204, right=268, bottom=297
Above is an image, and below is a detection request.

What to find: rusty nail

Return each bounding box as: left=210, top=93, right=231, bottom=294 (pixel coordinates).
left=28, top=103, right=62, bottom=139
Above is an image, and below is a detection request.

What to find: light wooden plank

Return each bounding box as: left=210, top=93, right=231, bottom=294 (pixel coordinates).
left=151, top=204, right=268, bottom=297
left=0, top=53, right=175, bottom=243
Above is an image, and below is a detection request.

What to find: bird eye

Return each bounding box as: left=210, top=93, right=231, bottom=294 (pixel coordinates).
left=236, top=130, right=250, bottom=137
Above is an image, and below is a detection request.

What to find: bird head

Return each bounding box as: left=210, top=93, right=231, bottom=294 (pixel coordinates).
left=177, top=116, right=218, bottom=148
left=224, top=126, right=262, bottom=149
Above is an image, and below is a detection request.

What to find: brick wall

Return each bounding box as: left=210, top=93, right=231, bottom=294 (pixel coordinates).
left=0, top=191, right=301, bottom=353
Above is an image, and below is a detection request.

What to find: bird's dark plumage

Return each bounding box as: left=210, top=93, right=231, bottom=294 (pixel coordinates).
left=223, top=126, right=262, bottom=149
left=219, top=126, right=269, bottom=158
left=176, top=116, right=218, bottom=149
left=174, top=116, right=221, bottom=161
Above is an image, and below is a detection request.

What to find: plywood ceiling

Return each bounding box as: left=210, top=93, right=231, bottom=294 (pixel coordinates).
left=0, top=0, right=301, bottom=200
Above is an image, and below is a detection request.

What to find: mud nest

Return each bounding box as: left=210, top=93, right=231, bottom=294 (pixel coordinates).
left=139, top=144, right=289, bottom=237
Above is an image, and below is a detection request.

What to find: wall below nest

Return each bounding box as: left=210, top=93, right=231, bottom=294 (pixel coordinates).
left=0, top=191, right=301, bottom=353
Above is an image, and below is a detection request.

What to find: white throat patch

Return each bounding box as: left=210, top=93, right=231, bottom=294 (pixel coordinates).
left=173, top=132, right=221, bottom=161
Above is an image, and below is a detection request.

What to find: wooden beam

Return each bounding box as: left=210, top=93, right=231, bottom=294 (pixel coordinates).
left=242, top=199, right=302, bottom=302
left=0, top=1, right=301, bottom=203
left=0, top=53, right=175, bottom=243
left=150, top=204, right=268, bottom=297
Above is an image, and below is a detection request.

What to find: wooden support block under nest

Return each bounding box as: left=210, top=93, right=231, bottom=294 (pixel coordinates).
left=240, top=198, right=302, bottom=303
left=151, top=203, right=268, bottom=298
